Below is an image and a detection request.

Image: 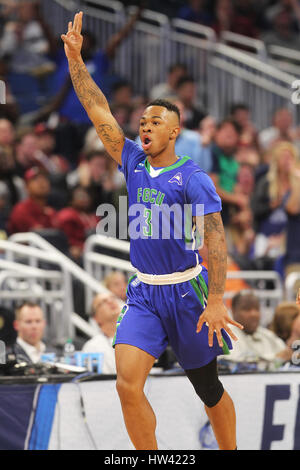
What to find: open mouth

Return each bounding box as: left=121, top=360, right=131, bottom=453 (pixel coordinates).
left=142, top=135, right=152, bottom=151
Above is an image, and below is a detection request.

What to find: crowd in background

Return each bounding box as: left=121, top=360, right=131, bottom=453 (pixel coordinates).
left=0, top=0, right=300, bottom=371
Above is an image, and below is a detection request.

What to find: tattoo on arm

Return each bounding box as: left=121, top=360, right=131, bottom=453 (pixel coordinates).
left=204, top=212, right=227, bottom=296
left=68, top=60, right=108, bottom=110
left=97, top=123, right=125, bottom=155
left=68, top=59, right=125, bottom=159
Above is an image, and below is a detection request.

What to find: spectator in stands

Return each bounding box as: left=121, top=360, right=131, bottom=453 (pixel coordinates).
left=172, top=101, right=215, bottom=173
left=270, top=301, right=300, bottom=344
left=56, top=186, right=98, bottom=261
left=82, top=127, right=107, bottom=155
left=176, top=0, right=214, bottom=26
left=283, top=155, right=300, bottom=278
left=81, top=129, right=125, bottom=193
left=109, top=80, right=143, bottom=137
left=288, top=309, right=300, bottom=347
left=104, top=271, right=128, bottom=302
left=252, top=142, right=298, bottom=268
left=226, top=200, right=255, bottom=270
left=229, top=0, right=262, bottom=38
left=258, top=108, right=300, bottom=152
left=230, top=103, right=259, bottom=150
left=210, top=118, right=246, bottom=225
left=15, top=130, right=43, bottom=177
left=175, top=76, right=206, bottom=130
left=110, top=80, right=133, bottom=109
left=225, top=162, right=256, bottom=269
left=33, top=122, right=70, bottom=209
left=235, top=146, right=260, bottom=169
left=224, top=291, right=286, bottom=362
left=261, top=2, right=300, bottom=51
left=196, top=115, right=217, bottom=171
left=212, top=0, right=234, bottom=37
left=0, top=143, right=25, bottom=232
left=149, top=63, right=188, bottom=101
left=265, top=0, right=300, bottom=26
left=7, top=166, right=56, bottom=234
left=235, top=162, right=256, bottom=200
left=0, top=120, right=25, bottom=218
left=0, top=305, right=17, bottom=347
left=0, top=0, right=56, bottom=75
left=82, top=292, right=122, bottom=374
left=0, top=118, right=15, bottom=157
left=67, top=148, right=115, bottom=213
left=34, top=123, right=70, bottom=176
left=0, top=57, right=19, bottom=123
left=12, top=301, right=54, bottom=364
left=269, top=301, right=300, bottom=363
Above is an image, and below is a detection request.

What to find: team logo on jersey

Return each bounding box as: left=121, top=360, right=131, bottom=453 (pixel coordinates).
left=134, top=162, right=145, bottom=173
left=168, top=172, right=183, bottom=186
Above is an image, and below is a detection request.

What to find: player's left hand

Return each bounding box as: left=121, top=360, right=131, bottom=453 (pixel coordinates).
left=196, top=302, right=243, bottom=348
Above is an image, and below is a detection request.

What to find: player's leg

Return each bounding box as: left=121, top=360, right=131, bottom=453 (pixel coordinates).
left=185, top=359, right=236, bottom=450
left=115, top=343, right=157, bottom=450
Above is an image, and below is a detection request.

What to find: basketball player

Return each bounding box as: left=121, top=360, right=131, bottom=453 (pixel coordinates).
left=62, top=12, right=243, bottom=450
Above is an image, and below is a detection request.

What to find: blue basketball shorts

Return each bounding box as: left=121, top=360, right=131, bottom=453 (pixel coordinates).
left=113, top=267, right=232, bottom=370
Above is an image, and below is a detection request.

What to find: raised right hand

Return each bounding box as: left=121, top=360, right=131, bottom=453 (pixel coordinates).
left=61, top=11, right=83, bottom=61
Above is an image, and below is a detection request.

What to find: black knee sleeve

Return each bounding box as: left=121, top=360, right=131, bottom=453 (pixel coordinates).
left=193, top=378, right=224, bottom=407
left=185, top=359, right=224, bottom=408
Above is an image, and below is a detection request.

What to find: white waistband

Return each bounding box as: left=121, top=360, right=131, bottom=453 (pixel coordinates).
left=136, top=264, right=202, bottom=285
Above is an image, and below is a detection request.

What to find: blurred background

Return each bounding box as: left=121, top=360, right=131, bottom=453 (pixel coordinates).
left=0, top=0, right=300, bottom=360
left=0, top=0, right=300, bottom=451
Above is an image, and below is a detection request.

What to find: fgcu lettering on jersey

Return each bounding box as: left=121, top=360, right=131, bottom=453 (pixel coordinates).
left=137, top=187, right=165, bottom=206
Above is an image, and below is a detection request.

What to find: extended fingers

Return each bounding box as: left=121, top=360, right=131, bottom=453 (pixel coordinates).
left=73, top=11, right=83, bottom=33
left=196, top=316, right=205, bottom=333
left=208, top=326, right=215, bottom=348
left=227, top=317, right=244, bottom=330
left=223, top=325, right=238, bottom=342
left=208, top=323, right=227, bottom=348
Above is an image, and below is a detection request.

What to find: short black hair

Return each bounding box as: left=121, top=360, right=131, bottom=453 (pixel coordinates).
left=146, top=99, right=181, bottom=122
left=168, top=63, right=188, bottom=74
left=229, top=103, right=250, bottom=115
left=217, top=117, right=243, bottom=135
left=112, top=80, right=132, bottom=94
left=175, top=75, right=195, bottom=90
left=85, top=149, right=107, bottom=161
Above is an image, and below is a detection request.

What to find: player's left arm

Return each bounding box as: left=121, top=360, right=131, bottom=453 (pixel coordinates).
left=195, top=211, right=243, bottom=347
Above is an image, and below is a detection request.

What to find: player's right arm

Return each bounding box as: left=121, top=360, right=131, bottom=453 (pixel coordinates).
left=61, top=11, right=125, bottom=165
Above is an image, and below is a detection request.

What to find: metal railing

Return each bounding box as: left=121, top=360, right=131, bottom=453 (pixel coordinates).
left=225, top=270, right=283, bottom=327
left=0, top=233, right=112, bottom=345
left=39, top=0, right=298, bottom=130
left=285, top=272, right=300, bottom=302
left=83, top=234, right=283, bottom=327
left=220, top=31, right=267, bottom=60
left=268, top=45, right=300, bottom=78
left=0, top=230, right=286, bottom=342
left=83, top=234, right=133, bottom=311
